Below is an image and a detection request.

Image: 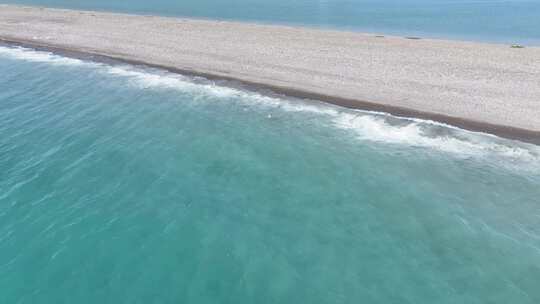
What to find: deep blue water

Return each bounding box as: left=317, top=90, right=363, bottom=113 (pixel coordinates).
left=3, top=0, right=540, bottom=44
left=1, top=46, right=540, bottom=303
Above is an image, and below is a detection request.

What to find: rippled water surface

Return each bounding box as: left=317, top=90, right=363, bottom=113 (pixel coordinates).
left=3, top=0, right=540, bottom=44
left=1, top=46, right=540, bottom=303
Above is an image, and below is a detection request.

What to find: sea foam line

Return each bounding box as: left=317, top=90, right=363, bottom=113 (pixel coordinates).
left=0, top=45, right=95, bottom=66
left=1, top=45, right=539, bottom=167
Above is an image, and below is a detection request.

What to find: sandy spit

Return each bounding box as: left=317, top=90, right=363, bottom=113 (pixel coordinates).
left=1, top=5, right=540, bottom=143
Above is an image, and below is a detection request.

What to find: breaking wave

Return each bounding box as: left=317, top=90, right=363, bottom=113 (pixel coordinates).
left=1, top=45, right=539, bottom=168
left=0, top=45, right=95, bottom=66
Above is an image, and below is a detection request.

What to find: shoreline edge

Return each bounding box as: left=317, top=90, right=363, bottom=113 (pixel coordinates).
left=1, top=5, right=540, bottom=144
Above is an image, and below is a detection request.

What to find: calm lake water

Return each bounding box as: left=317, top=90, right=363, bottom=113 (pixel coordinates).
left=1, top=45, right=540, bottom=303
left=3, top=0, right=540, bottom=44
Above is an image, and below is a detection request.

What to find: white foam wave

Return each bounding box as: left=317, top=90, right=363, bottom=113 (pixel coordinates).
left=2, top=45, right=539, bottom=168
left=332, top=112, right=540, bottom=163
left=106, top=66, right=240, bottom=97
left=103, top=65, right=340, bottom=115
left=0, top=46, right=94, bottom=66
left=333, top=113, right=473, bottom=153
left=102, top=62, right=341, bottom=118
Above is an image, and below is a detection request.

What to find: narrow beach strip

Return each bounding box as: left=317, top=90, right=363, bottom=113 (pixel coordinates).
left=1, top=5, right=540, bottom=143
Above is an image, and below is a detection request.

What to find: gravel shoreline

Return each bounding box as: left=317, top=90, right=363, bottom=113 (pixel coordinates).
left=1, top=5, right=540, bottom=143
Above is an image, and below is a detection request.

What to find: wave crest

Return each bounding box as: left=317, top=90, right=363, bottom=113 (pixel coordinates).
left=0, top=45, right=94, bottom=66
left=1, top=45, right=539, bottom=169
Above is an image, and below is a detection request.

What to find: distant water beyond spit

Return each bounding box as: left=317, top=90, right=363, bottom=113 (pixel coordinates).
left=3, top=0, right=540, bottom=44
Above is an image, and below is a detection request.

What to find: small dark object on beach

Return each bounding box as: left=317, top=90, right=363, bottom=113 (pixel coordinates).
left=375, top=35, right=385, bottom=38
left=511, top=44, right=525, bottom=49
left=405, top=36, right=422, bottom=40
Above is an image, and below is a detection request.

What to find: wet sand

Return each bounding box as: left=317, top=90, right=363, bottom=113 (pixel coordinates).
left=1, top=5, right=540, bottom=143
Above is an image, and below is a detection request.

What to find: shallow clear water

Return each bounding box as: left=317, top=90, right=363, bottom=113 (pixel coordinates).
left=3, top=0, right=540, bottom=44
left=1, top=46, right=540, bottom=303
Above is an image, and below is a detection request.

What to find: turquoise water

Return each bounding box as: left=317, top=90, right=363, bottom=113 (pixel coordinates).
left=1, top=45, right=540, bottom=303
left=3, top=0, right=540, bottom=44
